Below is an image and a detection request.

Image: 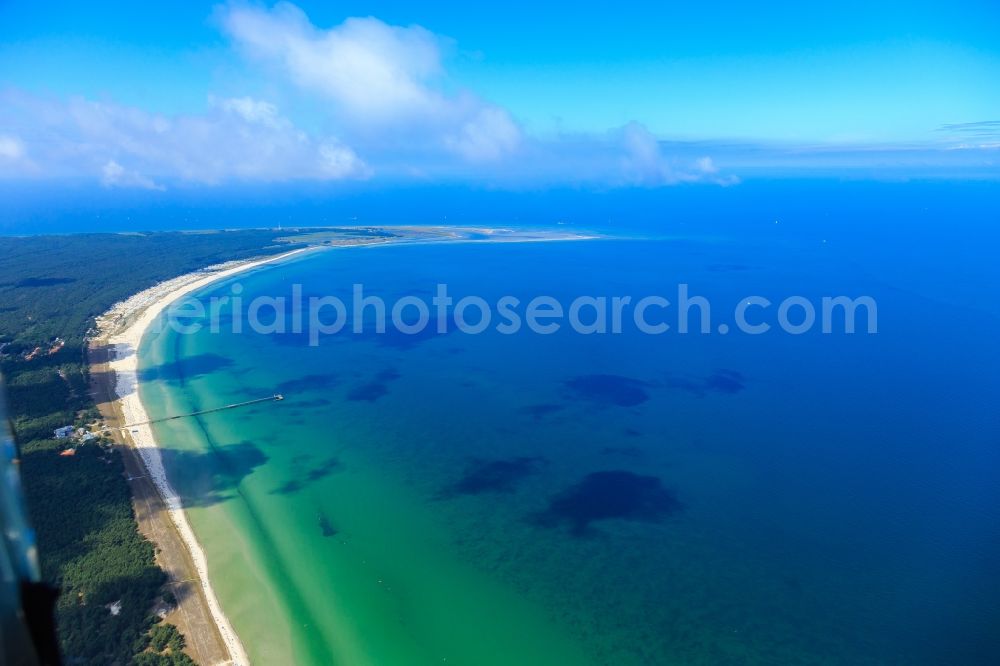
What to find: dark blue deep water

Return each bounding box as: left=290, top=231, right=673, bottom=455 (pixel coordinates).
left=137, top=182, right=1000, bottom=663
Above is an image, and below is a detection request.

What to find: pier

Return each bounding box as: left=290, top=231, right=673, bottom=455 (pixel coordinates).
left=122, top=394, right=284, bottom=429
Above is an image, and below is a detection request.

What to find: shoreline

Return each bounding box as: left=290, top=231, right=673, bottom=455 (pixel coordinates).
left=94, top=246, right=319, bottom=666
left=89, top=227, right=599, bottom=664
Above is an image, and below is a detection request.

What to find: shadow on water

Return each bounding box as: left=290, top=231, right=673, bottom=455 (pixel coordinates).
left=266, top=318, right=453, bottom=349
left=157, top=440, right=268, bottom=508
left=317, top=510, right=338, bottom=537
left=138, top=353, right=234, bottom=384
left=533, top=470, right=682, bottom=537
left=600, top=444, right=644, bottom=458
left=665, top=369, right=746, bottom=397
left=271, top=455, right=342, bottom=495
left=12, top=276, right=77, bottom=287
left=348, top=319, right=454, bottom=350
left=438, top=456, right=548, bottom=498
left=276, top=373, right=339, bottom=394
left=563, top=374, right=652, bottom=407
left=520, top=403, right=566, bottom=420
left=281, top=398, right=334, bottom=417
left=346, top=368, right=401, bottom=402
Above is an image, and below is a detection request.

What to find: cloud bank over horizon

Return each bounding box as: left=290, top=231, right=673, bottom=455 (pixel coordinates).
left=0, top=2, right=996, bottom=190
left=0, top=2, right=759, bottom=190
left=221, top=3, right=523, bottom=163
left=0, top=89, right=371, bottom=186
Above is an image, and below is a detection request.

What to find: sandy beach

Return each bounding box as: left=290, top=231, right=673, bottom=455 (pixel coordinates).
left=88, top=227, right=596, bottom=664
left=94, top=246, right=318, bottom=666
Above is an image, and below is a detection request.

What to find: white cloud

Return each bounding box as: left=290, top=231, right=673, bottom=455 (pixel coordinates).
left=694, top=156, right=718, bottom=174
left=620, top=122, right=737, bottom=186
left=0, top=89, right=738, bottom=188
left=0, top=90, right=370, bottom=186
left=222, top=6, right=441, bottom=119
left=318, top=140, right=370, bottom=178
left=101, top=160, right=164, bottom=190
left=446, top=107, right=522, bottom=162
left=0, top=5, right=744, bottom=189
left=220, top=3, right=521, bottom=161
left=0, top=134, right=26, bottom=161
left=214, top=96, right=282, bottom=126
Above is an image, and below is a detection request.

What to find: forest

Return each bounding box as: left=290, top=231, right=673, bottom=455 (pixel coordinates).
left=0, top=229, right=349, bottom=664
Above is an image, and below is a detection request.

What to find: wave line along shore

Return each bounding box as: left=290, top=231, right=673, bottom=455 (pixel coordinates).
left=94, top=246, right=318, bottom=666
left=89, top=227, right=595, bottom=664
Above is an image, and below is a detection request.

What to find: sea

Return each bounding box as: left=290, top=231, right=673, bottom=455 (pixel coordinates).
left=132, top=180, right=1000, bottom=665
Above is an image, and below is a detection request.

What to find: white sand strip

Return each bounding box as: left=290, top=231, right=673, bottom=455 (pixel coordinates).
left=91, top=229, right=593, bottom=665
left=96, top=246, right=318, bottom=666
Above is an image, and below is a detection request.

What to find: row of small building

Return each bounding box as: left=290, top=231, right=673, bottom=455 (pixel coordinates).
left=53, top=426, right=97, bottom=443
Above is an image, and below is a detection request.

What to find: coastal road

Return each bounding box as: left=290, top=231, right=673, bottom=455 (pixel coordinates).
left=89, top=341, right=231, bottom=666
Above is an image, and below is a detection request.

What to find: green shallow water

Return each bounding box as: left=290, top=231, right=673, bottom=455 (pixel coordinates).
left=140, top=249, right=601, bottom=666
left=140, top=319, right=594, bottom=664
left=138, top=238, right=1000, bottom=665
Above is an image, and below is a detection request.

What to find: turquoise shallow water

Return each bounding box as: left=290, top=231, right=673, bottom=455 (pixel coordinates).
left=139, top=234, right=1000, bottom=665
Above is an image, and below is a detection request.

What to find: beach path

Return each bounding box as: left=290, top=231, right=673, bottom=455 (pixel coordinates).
left=89, top=340, right=231, bottom=666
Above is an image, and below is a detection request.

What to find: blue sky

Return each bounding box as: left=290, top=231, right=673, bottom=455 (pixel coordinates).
left=1, top=1, right=998, bottom=190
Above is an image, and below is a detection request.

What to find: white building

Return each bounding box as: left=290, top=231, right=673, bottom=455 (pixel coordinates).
left=54, top=426, right=74, bottom=439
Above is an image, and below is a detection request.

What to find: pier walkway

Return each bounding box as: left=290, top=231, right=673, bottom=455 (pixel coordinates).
left=122, top=394, right=284, bottom=429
